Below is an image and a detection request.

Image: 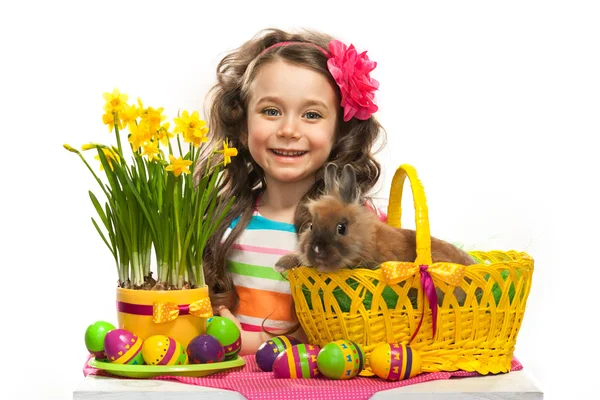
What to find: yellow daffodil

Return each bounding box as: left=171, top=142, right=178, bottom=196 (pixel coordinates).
left=217, top=139, right=238, bottom=166
left=165, top=155, right=192, bottom=177
left=141, top=107, right=166, bottom=138
left=128, top=122, right=150, bottom=152
left=157, top=122, right=174, bottom=146
left=102, top=110, right=123, bottom=133
left=174, top=110, right=209, bottom=147
left=95, top=148, right=121, bottom=171
left=119, top=103, right=140, bottom=127
left=141, top=141, right=161, bottom=162
left=187, top=131, right=209, bottom=148
left=103, top=88, right=129, bottom=115
left=136, top=98, right=145, bottom=113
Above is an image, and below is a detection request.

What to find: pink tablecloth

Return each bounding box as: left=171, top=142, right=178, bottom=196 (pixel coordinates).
left=83, top=355, right=523, bottom=400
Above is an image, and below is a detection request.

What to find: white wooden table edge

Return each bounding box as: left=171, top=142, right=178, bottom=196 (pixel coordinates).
left=73, top=369, right=543, bottom=400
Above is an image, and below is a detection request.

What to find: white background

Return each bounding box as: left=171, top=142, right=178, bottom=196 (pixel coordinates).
left=1, top=1, right=598, bottom=399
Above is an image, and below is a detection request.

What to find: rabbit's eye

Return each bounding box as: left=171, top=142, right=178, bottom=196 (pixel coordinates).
left=308, top=222, right=313, bottom=231
left=337, top=222, right=347, bottom=235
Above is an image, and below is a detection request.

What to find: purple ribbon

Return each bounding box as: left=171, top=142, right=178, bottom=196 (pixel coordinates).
left=409, top=265, right=438, bottom=343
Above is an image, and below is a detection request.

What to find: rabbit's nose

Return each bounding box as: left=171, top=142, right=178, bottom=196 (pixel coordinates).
left=312, top=244, right=321, bottom=255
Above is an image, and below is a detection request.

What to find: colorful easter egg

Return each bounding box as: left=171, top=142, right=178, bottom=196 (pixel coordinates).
left=104, top=329, right=145, bottom=365
left=187, top=334, right=225, bottom=364
left=272, top=344, right=321, bottom=379
left=369, top=343, right=422, bottom=381
left=84, top=320, right=115, bottom=360
left=351, top=341, right=365, bottom=372
left=256, top=335, right=302, bottom=372
left=317, top=340, right=364, bottom=380
left=141, top=335, right=188, bottom=366
left=205, top=316, right=241, bottom=360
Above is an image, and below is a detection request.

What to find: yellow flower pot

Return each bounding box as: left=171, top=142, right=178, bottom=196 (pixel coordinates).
left=116, top=286, right=211, bottom=347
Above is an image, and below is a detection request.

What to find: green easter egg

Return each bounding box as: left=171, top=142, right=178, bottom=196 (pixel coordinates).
left=317, top=340, right=361, bottom=380
left=205, top=316, right=241, bottom=359
left=85, top=321, right=116, bottom=356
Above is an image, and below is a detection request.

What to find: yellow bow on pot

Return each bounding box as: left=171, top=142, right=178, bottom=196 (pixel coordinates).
left=152, top=297, right=213, bottom=324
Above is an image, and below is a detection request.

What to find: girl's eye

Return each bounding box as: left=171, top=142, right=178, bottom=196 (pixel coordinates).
left=304, top=111, right=322, bottom=120
left=263, top=108, right=280, bottom=117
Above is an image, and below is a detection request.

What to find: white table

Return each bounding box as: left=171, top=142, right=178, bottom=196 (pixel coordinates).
left=73, top=370, right=543, bottom=400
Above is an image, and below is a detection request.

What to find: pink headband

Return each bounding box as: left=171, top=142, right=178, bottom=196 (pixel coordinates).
left=258, top=40, right=379, bottom=122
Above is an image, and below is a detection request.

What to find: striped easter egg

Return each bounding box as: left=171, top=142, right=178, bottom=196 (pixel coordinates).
left=317, top=340, right=363, bottom=380
left=142, top=335, right=188, bottom=366
left=256, top=335, right=302, bottom=372
left=272, top=344, right=321, bottom=379
left=104, top=329, right=145, bottom=365
left=369, top=343, right=422, bottom=381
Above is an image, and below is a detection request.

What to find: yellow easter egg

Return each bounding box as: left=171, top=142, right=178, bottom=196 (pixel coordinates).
left=369, top=343, right=422, bottom=381
left=142, top=335, right=188, bottom=366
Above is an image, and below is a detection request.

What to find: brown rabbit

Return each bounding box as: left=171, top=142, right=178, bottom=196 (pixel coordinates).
left=275, top=163, right=475, bottom=274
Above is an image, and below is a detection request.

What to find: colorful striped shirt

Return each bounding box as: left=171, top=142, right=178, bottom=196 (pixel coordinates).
left=223, top=205, right=297, bottom=332
left=224, top=199, right=388, bottom=332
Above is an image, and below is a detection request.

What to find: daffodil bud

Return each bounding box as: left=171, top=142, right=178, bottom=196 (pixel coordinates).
left=63, top=144, right=80, bottom=154
left=82, top=143, right=106, bottom=151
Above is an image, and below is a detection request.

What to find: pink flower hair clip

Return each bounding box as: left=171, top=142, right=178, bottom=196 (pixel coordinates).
left=326, top=40, right=379, bottom=122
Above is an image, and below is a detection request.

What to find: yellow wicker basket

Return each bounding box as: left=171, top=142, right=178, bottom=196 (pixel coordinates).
left=287, top=164, right=534, bottom=376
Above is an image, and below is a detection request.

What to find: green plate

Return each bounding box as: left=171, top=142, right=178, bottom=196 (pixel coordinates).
left=88, top=357, right=246, bottom=378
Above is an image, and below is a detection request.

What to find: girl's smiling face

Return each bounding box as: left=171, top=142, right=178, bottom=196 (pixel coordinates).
left=245, top=60, right=339, bottom=187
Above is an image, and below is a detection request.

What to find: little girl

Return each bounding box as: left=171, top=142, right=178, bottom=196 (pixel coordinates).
left=194, top=28, right=387, bottom=356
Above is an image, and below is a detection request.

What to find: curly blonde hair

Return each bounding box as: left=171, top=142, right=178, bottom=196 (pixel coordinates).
left=194, top=28, right=386, bottom=312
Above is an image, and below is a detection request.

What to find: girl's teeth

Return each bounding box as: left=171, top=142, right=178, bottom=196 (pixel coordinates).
left=272, top=150, right=306, bottom=156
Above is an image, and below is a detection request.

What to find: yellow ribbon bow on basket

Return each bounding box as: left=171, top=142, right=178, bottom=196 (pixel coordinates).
left=152, top=297, right=213, bottom=324
left=380, top=261, right=466, bottom=341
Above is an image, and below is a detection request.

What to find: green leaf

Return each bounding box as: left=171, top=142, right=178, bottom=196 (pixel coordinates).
left=111, top=155, right=158, bottom=242
left=96, top=149, right=132, bottom=251
left=207, top=195, right=235, bottom=240
left=105, top=203, right=117, bottom=246
left=91, top=217, right=116, bottom=260
left=194, top=172, right=211, bottom=234
left=89, top=191, right=109, bottom=229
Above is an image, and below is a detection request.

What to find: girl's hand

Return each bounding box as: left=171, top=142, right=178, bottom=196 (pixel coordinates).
left=216, top=306, right=308, bottom=356
left=217, top=306, right=269, bottom=356
left=216, top=306, right=242, bottom=331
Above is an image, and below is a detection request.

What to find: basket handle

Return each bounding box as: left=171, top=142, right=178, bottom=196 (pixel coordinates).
left=387, top=164, right=433, bottom=266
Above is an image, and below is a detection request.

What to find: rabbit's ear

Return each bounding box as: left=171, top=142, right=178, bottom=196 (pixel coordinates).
left=340, top=164, right=359, bottom=204
left=324, top=163, right=338, bottom=193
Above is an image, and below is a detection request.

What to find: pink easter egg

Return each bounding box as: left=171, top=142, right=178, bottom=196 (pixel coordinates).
left=272, top=344, right=321, bottom=379
left=255, top=335, right=301, bottom=372
left=104, top=329, right=144, bottom=365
